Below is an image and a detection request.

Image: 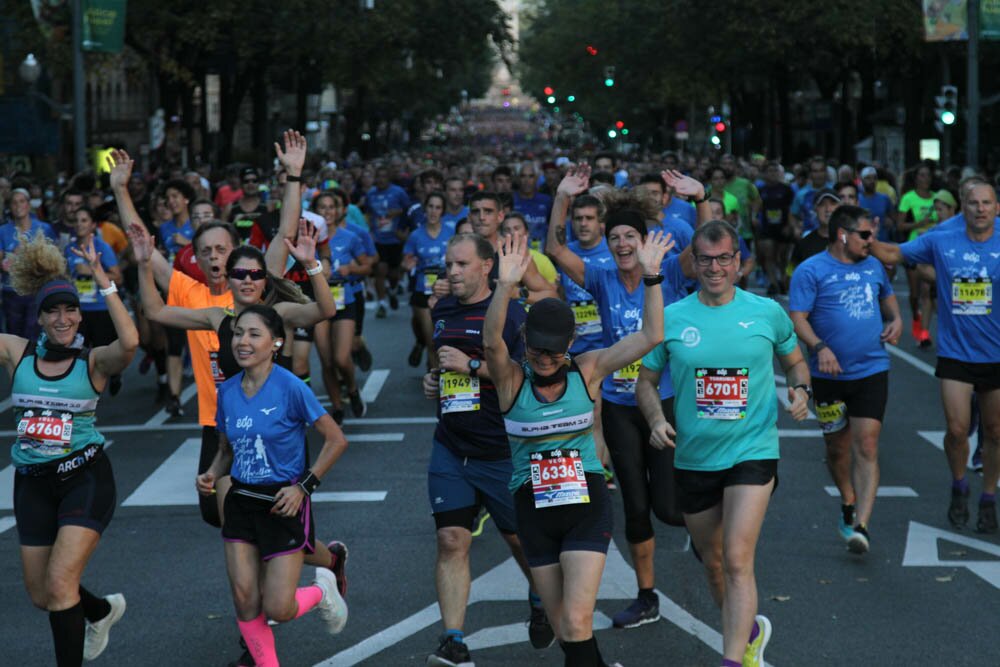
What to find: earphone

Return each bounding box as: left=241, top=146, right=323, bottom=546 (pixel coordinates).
left=274, top=341, right=283, bottom=349
left=841, top=235, right=847, bottom=243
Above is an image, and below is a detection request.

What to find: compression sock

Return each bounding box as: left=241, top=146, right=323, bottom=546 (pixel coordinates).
left=953, top=477, right=969, bottom=493
left=445, top=629, right=465, bottom=644
left=722, top=660, right=742, bottom=667
left=237, top=614, right=278, bottom=667
left=153, top=349, right=167, bottom=376
left=638, top=588, right=657, bottom=604
left=49, top=602, right=85, bottom=667
left=294, top=585, right=323, bottom=619
left=981, top=492, right=996, bottom=505
left=78, top=586, right=111, bottom=623
left=841, top=503, right=855, bottom=526
left=560, top=637, right=599, bottom=667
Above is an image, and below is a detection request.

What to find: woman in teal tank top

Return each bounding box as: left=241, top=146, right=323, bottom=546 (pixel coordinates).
left=484, top=232, right=668, bottom=667
left=3, top=232, right=138, bottom=665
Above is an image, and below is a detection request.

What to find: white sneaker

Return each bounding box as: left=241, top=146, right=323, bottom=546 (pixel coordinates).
left=83, top=593, right=126, bottom=661
left=314, top=568, right=348, bottom=635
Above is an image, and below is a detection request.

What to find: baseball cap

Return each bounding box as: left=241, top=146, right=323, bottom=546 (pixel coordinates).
left=36, top=279, right=80, bottom=314
left=933, top=189, right=957, bottom=209
left=860, top=166, right=878, bottom=179
left=814, top=188, right=841, bottom=207
left=525, top=298, right=575, bottom=353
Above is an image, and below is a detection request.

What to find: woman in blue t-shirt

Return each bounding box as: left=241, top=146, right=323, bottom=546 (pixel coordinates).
left=403, top=191, right=453, bottom=371
left=197, top=305, right=349, bottom=666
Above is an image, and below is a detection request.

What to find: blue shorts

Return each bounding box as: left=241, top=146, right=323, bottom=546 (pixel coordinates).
left=427, top=440, right=517, bottom=534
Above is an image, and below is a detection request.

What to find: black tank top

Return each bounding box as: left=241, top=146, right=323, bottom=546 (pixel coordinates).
left=216, top=314, right=292, bottom=381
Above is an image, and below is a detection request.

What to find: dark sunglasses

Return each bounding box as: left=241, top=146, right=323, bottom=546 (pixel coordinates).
left=229, top=268, right=266, bottom=281
left=845, top=228, right=873, bottom=240
left=242, top=178, right=258, bottom=185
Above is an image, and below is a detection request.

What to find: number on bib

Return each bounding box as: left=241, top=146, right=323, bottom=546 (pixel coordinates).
left=694, top=367, right=749, bottom=419
left=612, top=362, right=641, bottom=394
left=952, top=278, right=992, bottom=316
left=529, top=449, right=589, bottom=508
left=440, top=371, right=480, bottom=413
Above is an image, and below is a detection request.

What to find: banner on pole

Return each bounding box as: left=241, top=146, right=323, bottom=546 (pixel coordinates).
left=81, top=0, right=126, bottom=53
left=983, top=0, right=1000, bottom=39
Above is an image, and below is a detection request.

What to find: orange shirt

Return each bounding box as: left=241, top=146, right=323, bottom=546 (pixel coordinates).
left=167, top=271, right=234, bottom=426
left=98, top=222, right=129, bottom=256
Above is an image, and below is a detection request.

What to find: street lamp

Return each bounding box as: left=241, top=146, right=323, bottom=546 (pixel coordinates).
left=19, top=53, right=41, bottom=85
left=19, top=45, right=85, bottom=172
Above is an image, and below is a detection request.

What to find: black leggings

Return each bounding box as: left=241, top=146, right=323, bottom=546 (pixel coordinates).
left=602, top=398, right=683, bottom=542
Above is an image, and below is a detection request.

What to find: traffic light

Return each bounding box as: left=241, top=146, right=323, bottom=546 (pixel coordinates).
left=615, top=120, right=625, bottom=129
left=935, top=85, right=958, bottom=127
left=567, top=95, right=576, bottom=102
left=715, top=121, right=727, bottom=133
left=543, top=86, right=554, bottom=96
left=604, top=66, right=615, bottom=87
left=547, top=96, right=556, bottom=104
left=586, top=45, right=598, bottom=56
left=607, top=129, right=618, bottom=138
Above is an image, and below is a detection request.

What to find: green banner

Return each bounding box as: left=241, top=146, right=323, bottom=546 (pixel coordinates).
left=81, top=0, right=126, bottom=53
left=983, top=0, right=1000, bottom=39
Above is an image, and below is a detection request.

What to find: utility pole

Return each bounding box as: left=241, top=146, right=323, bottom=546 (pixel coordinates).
left=967, top=0, right=980, bottom=167
left=72, top=0, right=86, bottom=173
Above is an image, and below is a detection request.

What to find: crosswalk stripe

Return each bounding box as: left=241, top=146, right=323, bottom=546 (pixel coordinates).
left=824, top=485, right=918, bottom=497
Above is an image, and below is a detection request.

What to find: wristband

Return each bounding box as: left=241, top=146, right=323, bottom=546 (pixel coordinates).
left=305, top=262, right=323, bottom=276
left=99, top=281, right=118, bottom=297
left=812, top=341, right=827, bottom=354
left=298, top=471, right=321, bottom=496
left=643, top=274, right=664, bottom=286
left=793, top=384, right=813, bottom=400
left=286, top=174, right=303, bottom=183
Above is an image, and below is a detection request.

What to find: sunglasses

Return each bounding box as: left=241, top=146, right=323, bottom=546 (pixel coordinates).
left=242, top=178, right=258, bottom=185
left=229, top=268, right=267, bottom=281
left=526, top=345, right=565, bottom=359
left=845, top=228, right=873, bottom=240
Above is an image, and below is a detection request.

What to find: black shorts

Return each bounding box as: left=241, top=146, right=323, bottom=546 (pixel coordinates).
left=293, top=325, right=315, bottom=343
left=410, top=291, right=431, bottom=309
left=759, top=223, right=790, bottom=242
left=331, top=302, right=357, bottom=323
left=514, top=473, right=613, bottom=568
left=674, top=459, right=778, bottom=515
left=166, top=325, right=187, bottom=356
left=935, top=357, right=1000, bottom=393
left=222, top=480, right=316, bottom=560
left=375, top=242, right=403, bottom=268
left=80, top=309, right=117, bottom=348
left=14, top=449, right=116, bottom=546
left=812, top=371, right=889, bottom=434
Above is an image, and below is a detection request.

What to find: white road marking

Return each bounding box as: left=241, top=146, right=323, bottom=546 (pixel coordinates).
left=903, top=521, right=1000, bottom=591
left=823, top=485, right=918, bottom=497
left=0, top=516, right=16, bottom=536
left=887, top=345, right=935, bottom=377
left=361, top=369, right=390, bottom=403
left=144, top=383, right=199, bottom=427
left=777, top=429, right=822, bottom=438
left=344, top=417, right=437, bottom=425
left=0, top=440, right=113, bottom=511
left=314, top=542, right=756, bottom=666
left=917, top=430, right=986, bottom=473
left=312, top=491, right=387, bottom=502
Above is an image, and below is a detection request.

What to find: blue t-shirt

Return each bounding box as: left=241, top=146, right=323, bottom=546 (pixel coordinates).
left=648, top=216, right=693, bottom=257
left=431, top=293, right=526, bottom=460
left=366, top=184, right=411, bottom=245
left=216, top=365, right=326, bottom=485
left=900, top=227, right=1000, bottom=362
left=441, top=207, right=468, bottom=232
left=583, top=260, right=687, bottom=404
left=159, top=219, right=193, bottom=259
left=663, top=197, right=696, bottom=230
left=513, top=192, right=553, bottom=247
left=406, top=200, right=426, bottom=232
left=858, top=191, right=894, bottom=242
left=404, top=225, right=453, bottom=294
left=789, top=252, right=893, bottom=379
left=64, top=236, right=119, bottom=312
left=642, top=289, right=798, bottom=471
left=0, top=221, right=57, bottom=290
left=929, top=213, right=1000, bottom=234
left=327, top=226, right=366, bottom=306
left=563, top=239, right=614, bottom=354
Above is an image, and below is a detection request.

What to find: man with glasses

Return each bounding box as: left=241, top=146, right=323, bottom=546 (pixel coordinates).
left=789, top=206, right=902, bottom=553
left=226, top=167, right=269, bottom=249
left=869, top=179, right=1000, bottom=534
left=513, top=161, right=553, bottom=250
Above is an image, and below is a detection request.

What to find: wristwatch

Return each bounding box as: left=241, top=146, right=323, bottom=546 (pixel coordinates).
left=468, top=358, right=481, bottom=378
left=793, top=384, right=813, bottom=400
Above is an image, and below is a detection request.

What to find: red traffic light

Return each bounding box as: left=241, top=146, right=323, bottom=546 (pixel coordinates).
left=714, top=121, right=727, bottom=132
left=543, top=86, right=554, bottom=96
left=615, top=120, right=625, bottom=129
left=586, top=45, right=598, bottom=56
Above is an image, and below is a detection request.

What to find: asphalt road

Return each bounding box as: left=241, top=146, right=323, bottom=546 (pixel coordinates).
left=1, top=285, right=999, bottom=667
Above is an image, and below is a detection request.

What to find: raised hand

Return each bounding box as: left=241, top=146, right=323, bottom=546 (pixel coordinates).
left=497, top=232, right=532, bottom=285
left=284, top=218, right=318, bottom=265
left=126, top=221, right=155, bottom=263
left=108, top=149, right=134, bottom=191
left=662, top=169, right=705, bottom=200
left=557, top=164, right=591, bottom=197
left=274, top=129, right=307, bottom=175
left=70, top=239, right=105, bottom=280
left=636, top=230, right=674, bottom=274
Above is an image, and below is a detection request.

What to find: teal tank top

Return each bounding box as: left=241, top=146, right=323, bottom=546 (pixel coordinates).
left=10, top=344, right=104, bottom=466
left=503, top=362, right=602, bottom=492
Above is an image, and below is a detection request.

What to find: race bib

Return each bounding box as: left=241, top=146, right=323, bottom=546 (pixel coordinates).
left=816, top=400, right=847, bottom=434
left=440, top=371, right=480, bottom=413
left=329, top=283, right=346, bottom=311
left=17, top=410, right=74, bottom=457
left=530, top=239, right=541, bottom=252
left=377, top=217, right=393, bottom=233
left=695, top=367, right=749, bottom=420
left=530, top=449, right=589, bottom=508
left=75, top=278, right=97, bottom=304
left=571, top=301, right=601, bottom=337
left=952, top=278, right=992, bottom=315
left=765, top=209, right=783, bottom=224
left=209, top=350, right=227, bottom=385
left=422, top=272, right=440, bottom=295
left=612, top=362, right=641, bottom=394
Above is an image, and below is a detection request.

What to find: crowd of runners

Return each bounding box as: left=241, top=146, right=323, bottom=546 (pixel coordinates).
left=2, top=131, right=998, bottom=667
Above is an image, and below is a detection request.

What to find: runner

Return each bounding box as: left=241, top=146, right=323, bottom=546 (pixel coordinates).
left=403, top=190, right=453, bottom=370
left=6, top=231, right=137, bottom=665
left=756, top=161, right=794, bottom=295
left=896, top=164, right=938, bottom=345
left=789, top=205, right=902, bottom=553
left=196, top=305, right=349, bottom=666
left=1, top=187, right=57, bottom=338
left=869, top=179, right=1000, bottom=533
left=367, top=166, right=410, bottom=318
left=485, top=230, right=667, bottom=667
left=422, top=233, right=553, bottom=666
left=637, top=220, right=811, bottom=667
left=546, top=168, right=695, bottom=630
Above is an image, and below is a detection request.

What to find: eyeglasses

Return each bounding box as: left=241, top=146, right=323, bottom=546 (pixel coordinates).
left=229, top=268, right=267, bottom=281
left=694, top=252, right=737, bottom=267
left=845, top=228, right=873, bottom=240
